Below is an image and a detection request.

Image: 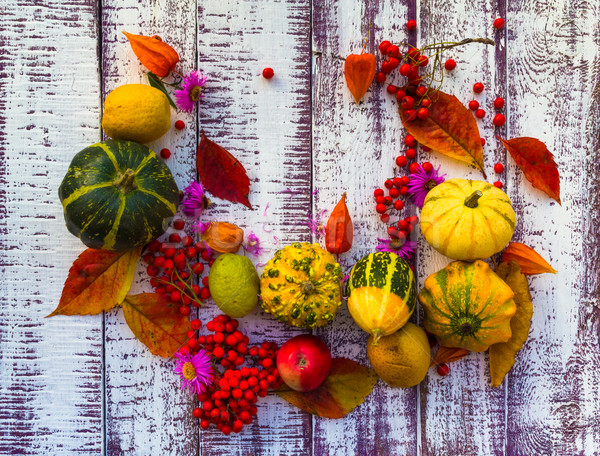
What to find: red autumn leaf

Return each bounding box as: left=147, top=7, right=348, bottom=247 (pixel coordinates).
left=498, top=137, right=561, bottom=204
left=122, top=293, right=191, bottom=358
left=325, top=192, right=353, bottom=254
left=197, top=131, right=252, bottom=209
left=399, top=90, right=486, bottom=177
left=47, top=247, right=141, bottom=317
left=430, top=346, right=469, bottom=367
left=275, top=358, right=378, bottom=419
left=501, top=242, right=557, bottom=275
left=344, top=53, right=377, bottom=103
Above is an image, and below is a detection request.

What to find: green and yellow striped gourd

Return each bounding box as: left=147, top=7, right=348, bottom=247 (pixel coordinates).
left=58, top=140, right=179, bottom=251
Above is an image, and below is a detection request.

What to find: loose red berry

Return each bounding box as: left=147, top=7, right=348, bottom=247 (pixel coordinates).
left=146, top=265, right=159, bottom=277
left=395, top=89, right=407, bottom=102
left=262, top=67, right=274, bottom=79
left=405, top=109, right=417, bottom=122
left=493, top=17, right=505, bottom=29
left=396, top=155, right=408, bottom=167
left=468, top=100, right=479, bottom=111
left=481, top=138, right=486, bottom=146
left=406, top=48, right=420, bottom=61
left=444, top=59, right=456, bottom=71
left=493, top=181, right=503, bottom=189
left=417, top=55, right=429, bottom=67
left=399, top=63, right=411, bottom=76
left=494, top=163, right=505, bottom=173
left=168, top=233, right=181, bottom=243
left=387, top=45, right=400, bottom=58
left=175, top=120, right=185, bottom=130
left=191, top=319, right=201, bottom=330
left=473, top=82, right=484, bottom=93
left=380, top=213, right=390, bottom=223
left=192, top=407, right=202, bottom=419
left=409, top=162, right=421, bottom=174
left=375, top=72, right=386, bottom=83
left=475, top=109, right=486, bottom=119
left=374, top=188, right=384, bottom=197
left=409, top=215, right=419, bottom=225
left=160, top=148, right=171, bottom=159
left=387, top=84, right=397, bottom=94
left=376, top=203, right=387, bottom=214
left=422, top=162, right=433, bottom=173
left=387, top=226, right=398, bottom=238
left=493, top=113, right=506, bottom=127
left=379, top=40, right=391, bottom=54
left=384, top=179, right=394, bottom=189
left=381, top=60, right=393, bottom=74
left=400, top=176, right=410, bottom=186
left=415, top=85, right=427, bottom=98
left=392, top=177, right=403, bottom=188
left=179, top=306, right=190, bottom=316
left=389, top=187, right=400, bottom=198
left=404, top=135, right=416, bottom=147
left=200, top=287, right=211, bottom=300
left=417, top=107, right=430, bottom=120
left=437, top=363, right=450, bottom=376
left=421, top=99, right=431, bottom=108
left=375, top=196, right=385, bottom=205
left=405, top=148, right=416, bottom=159
left=494, top=97, right=505, bottom=109
left=394, top=200, right=404, bottom=211
left=388, top=57, right=399, bottom=69
left=400, top=96, right=414, bottom=110
left=406, top=19, right=417, bottom=30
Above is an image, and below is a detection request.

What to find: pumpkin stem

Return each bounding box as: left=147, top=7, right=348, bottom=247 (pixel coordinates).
left=372, top=329, right=382, bottom=346
left=114, top=169, right=137, bottom=194
left=302, top=281, right=316, bottom=295
left=464, top=190, right=483, bottom=208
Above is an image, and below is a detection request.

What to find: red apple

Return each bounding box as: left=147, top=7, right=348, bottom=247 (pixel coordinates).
left=276, top=334, right=332, bottom=392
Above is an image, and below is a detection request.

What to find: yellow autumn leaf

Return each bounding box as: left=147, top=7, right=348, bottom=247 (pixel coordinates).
left=489, top=261, right=533, bottom=388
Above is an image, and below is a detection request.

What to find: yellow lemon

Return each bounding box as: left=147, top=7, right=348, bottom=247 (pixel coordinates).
left=101, top=84, right=170, bottom=144
left=367, top=322, right=430, bottom=388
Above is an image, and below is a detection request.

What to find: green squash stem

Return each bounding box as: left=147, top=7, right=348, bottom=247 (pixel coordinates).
left=114, top=169, right=137, bottom=194
left=464, top=190, right=483, bottom=208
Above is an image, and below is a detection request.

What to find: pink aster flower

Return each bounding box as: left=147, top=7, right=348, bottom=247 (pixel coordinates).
left=244, top=232, right=263, bottom=257
left=376, top=237, right=418, bottom=260
left=174, top=349, right=214, bottom=395
left=174, top=70, right=208, bottom=112
left=181, top=181, right=206, bottom=217
left=407, top=164, right=446, bottom=208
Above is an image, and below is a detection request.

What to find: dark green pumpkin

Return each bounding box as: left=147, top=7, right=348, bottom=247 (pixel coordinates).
left=59, top=140, right=179, bottom=251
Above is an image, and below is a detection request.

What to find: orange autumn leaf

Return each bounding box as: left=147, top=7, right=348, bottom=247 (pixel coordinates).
left=275, top=358, right=378, bottom=419
left=122, top=293, right=191, bottom=358
left=202, top=222, right=244, bottom=253
left=501, top=242, right=557, bottom=275
left=399, top=90, right=486, bottom=177
left=498, top=137, right=561, bottom=204
left=123, top=31, right=179, bottom=77
left=430, top=346, right=469, bottom=367
left=325, top=192, right=353, bottom=254
left=344, top=53, right=377, bottom=103
left=47, top=247, right=141, bottom=317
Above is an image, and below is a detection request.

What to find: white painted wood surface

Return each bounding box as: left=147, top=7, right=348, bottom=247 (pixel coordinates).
left=1, top=0, right=599, bottom=455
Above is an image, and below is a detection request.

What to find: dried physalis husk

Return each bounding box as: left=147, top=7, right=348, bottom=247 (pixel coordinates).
left=203, top=222, right=244, bottom=253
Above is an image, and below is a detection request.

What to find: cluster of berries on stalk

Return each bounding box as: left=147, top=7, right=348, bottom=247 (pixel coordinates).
left=183, top=314, right=284, bottom=435
left=142, top=218, right=213, bottom=315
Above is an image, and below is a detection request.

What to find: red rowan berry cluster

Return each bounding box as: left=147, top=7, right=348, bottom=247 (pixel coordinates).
left=183, top=314, right=284, bottom=435
left=142, top=218, right=213, bottom=316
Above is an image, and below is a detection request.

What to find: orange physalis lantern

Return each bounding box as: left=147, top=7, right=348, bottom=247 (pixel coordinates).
left=123, top=31, right=179, bottom=77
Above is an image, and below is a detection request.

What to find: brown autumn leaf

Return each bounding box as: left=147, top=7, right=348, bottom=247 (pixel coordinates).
left=501, top=242, right=557, bottom=275
left=399, top=90, right=486, bottom=177
left=197, top=131, right=252, bottom=209
left=275, top=358, right=378, bottom=419
left=489, top=261, right=533, bottom=387
left=430, top=346, right=469, bottom=367
left=498, top=137, right=561, bottom=204
left=47, top=247, right=141, bottom=317
left=123, top=31, right=179, bottom=77
left=325, top=192, right=353, bottom=254
left=202, top=221, right=244, bottom=253
left=344, top=53, right=377, bottom=103
left=122, top=293, right=191, bottom=358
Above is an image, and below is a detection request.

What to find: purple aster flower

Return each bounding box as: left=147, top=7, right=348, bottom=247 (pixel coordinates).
left=174, top=349, right=214, bottom=395
left=181, top=181, right=206, bottom=217
left=174, top=70, right=208, bottom=112
left=244, top=232, right=263, bottom=257
left=407, top=165, right=446, bottom=208
left=191, top=221, right=211, bottom=235
left=376, top=237, right=418, bottom=260
left=307, top=209, right=327, bottom=237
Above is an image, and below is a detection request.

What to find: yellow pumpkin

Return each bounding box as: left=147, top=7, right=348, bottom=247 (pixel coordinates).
left=420, top=178, right=516, bottom=260
left=260, top=242, right=343, bottom=328
left=418, top=260, right=517, bottom=352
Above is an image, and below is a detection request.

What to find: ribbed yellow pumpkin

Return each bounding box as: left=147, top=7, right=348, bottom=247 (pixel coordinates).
left=420, top=178, right=516, bottom=260
left=418, top=260, right=517, bottom=352
left=260, top=242, right=343, bottom=328
left=346, top=252, right=416, bottom=344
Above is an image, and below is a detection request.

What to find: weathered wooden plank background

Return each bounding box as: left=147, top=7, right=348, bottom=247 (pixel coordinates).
left=1, top=0, right=599, bottom=454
